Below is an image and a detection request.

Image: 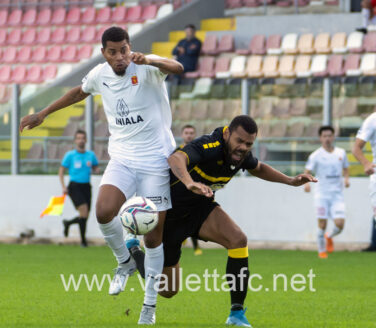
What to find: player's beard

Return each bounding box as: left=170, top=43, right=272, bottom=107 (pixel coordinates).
left=224, top=141, right=247, bottom=166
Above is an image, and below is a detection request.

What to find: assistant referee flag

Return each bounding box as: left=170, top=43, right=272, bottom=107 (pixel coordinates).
left=40, top=195, right=66, bottom=218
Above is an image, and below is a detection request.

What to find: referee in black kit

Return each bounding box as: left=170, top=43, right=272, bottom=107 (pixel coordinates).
left=59, top=130, right=99, bottom=247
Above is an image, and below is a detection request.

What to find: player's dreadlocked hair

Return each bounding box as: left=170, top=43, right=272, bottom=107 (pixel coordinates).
left=229, top=115, right=258, bottom=135
left=102, top=26, right=130, bottom=48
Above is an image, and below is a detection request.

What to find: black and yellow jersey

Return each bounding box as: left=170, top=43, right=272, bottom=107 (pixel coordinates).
left=170, top=126, right=258, bottom=207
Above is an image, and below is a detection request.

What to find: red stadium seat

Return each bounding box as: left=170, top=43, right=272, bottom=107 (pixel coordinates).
left=201, top=35, right=218, bottom=55
left=62, top=45, right=78, bottom=62
left=327, top=54, right=344, bottom=77
left=186, top=56, right=215, bottom=78
left=31, top=46, right=47, bottom=63
left=217, top=34, right=234, bottom=53
left=237, top=34, right=266, bottom=55
left=225, top=0, right=243, bottom=9
left=82, top=7, right=96, bottom=24
left=3, top=47, right=17, bottom=63
left=0, top=84, right=10, bottom=103
left=66, top=27, right=81, bottom=44
left=8, top=9, right=22, bottom=26
left=0, top=10, right=8, bottom=27
left=37, top=27, right=51, bottom=44
left=11, top=65, right=27, bottom=84
left=7, top=28, right=22, bottom=45
left=51, top=8, right=66, bottom=25
left=0, top=29, right=7, bottom=45
left=22, top=9, right=37, bottom=26
left=243, top=0, right=261, bottom=7
left=96, top=25, right=110, bottom=42
left=51, top=27, right=66, bottom=44
left=78, top=44, right=93, bottom=60
left=112, top=6, right=126, bottom=23
left=173, top=0, right=182, bottom=10
left=0, top=48, right=2, bottom=61
left=47, top=45, right=63, bottom=63
left=36, top=8, right=52, bottom=26
left=21, top=28, right=37, bottom=45
left=363, top=32, right=376, bottom=53
left=17, top=46, right=32, bottom=63
left=26, top=65, right=43, bottom=83
left=81, top=26, right=96, bottom=43
left=344, top=54, right=360, bottom=75
left=126, top=5, right=142, bottom=23
left=43, top=65, right=57, bottom=81
left=96, top=7, right=111, bottom=24
left=0, top=66, right=11, bottom=83
left=266, top=34, right=282, bottom=54
left=66, top=7, right=81, bottom=25
left=141, top=4, right=157, bottom=21
left=277, top=0, right=292, bottom=6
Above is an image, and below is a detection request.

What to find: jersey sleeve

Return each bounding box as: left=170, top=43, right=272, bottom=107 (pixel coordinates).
left=61, top=152, right=71, bottom=168
left=356, top=114, right=376, bottom=142
left=145, top=54, right=168, bottom=83
left=81, top=65, right=101, bottom=95
left=178, top=134, right=218, bottom=167
left=305, top=153, right=316, bottom=171
left=242, top=152, right=258, bottom=170
left=91, top=151, right=99, bottom=166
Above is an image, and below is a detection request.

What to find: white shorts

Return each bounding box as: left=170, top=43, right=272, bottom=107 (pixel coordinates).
left=314, top=193, right=346, bottom=220
left=369, top=174, right=376, bottom=215
left=100, top=159, right=172, bottom=211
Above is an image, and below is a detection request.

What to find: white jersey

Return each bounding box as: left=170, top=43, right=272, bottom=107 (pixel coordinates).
left=81, top=55, right=176, bottom=170
left=305, top=147, right=349, bottom=196
left=356, top=112, right=376, bottom=164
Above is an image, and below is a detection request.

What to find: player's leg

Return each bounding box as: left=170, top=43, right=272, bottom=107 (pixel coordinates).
left=191, top=237, right=202, bottom=255
left=315, top=198, right=329, bottom=258
left=136, top=169, right=171, bottom=324
left=77, top=203, right=89, bottom=247
left=96, top=160, right=137, bottom=295
left=364, top=188, right=376, bottom=251
left=198, top=206, right=251, bottom=327
left=325, top=195, right=346, bottom=253
left=158, top=263, right=181, bottom=299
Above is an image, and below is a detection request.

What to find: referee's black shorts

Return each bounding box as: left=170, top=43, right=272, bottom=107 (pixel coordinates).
left=163, top=199, right=219, bottom=267
left=68, top=182, right=92, bottom=210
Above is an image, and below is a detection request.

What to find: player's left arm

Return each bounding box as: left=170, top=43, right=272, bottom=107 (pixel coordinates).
left=131, top=52, right=184, bottom=75
left=248, top=161, right=317, bottom=187
left=343, top=167, right=350, bottom=187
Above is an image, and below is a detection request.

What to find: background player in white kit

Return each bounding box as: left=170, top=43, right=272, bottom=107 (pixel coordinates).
left=304, top=126, right=350, bottom=259
left=353, top=112, right=376, bottom=252
left=19, top=27, right=184, bottom=324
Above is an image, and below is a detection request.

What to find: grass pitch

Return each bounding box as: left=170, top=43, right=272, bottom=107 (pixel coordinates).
left=0, top=244, right=375, bottom=328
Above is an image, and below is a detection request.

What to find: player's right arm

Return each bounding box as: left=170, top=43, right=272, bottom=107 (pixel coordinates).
left=352, top=138, right=376, bottom=175
left=303, top=169, right=312, bottom=192
left=168, top=151, right=213, bottom=198
left=19, top=86, right=90, bottom=132
left=58, top=166, right=68, bottom=195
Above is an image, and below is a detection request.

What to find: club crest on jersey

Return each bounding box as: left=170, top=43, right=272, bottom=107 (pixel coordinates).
left=131, top=75, right=138, bottom=85
left=116, top=98, right=129, bottom=117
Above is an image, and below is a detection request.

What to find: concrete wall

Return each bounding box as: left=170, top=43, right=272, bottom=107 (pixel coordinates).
left=0, top=176, right=372, bottom=243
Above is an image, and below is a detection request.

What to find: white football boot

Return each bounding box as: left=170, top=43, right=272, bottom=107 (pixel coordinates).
left=138, top=305, right=156, bottom=325
left=109, top=256, right=137, bottom=295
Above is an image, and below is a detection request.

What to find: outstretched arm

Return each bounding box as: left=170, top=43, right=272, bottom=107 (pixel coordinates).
left=303, top=169, right=312, bottom=192
left=20, top=86, right=90, bottom=132
left=352, top=138, right=376, bottom=175
left=248, top=161, right=317, bottom=186
left=131, top=52, right=184, bottom=75
left=168, top=151, right=213, bottom=197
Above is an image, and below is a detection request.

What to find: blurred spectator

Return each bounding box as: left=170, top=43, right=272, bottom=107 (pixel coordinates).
left=172, top=24, right=202, bottom=73
left=357, top=0, right=376, bottom=33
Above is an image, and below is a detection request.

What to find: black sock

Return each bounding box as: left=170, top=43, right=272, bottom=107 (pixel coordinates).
left=226, top=256, right=249, bottom=311
left=78, top=218, right=87, bottom=245
left=191, top=237, right=199, bottom=250
left=130, top=245, right=145, bottom=279
left=371, top=216, right=376, bottom=247
left=67, top=216, right=80, bottom=225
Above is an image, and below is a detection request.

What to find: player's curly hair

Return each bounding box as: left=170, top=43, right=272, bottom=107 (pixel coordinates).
left=318, top=125, right=334, bottom=135
left=229, top=115, right=258, bottom=135
left=102, top=26, right=130, bottom=48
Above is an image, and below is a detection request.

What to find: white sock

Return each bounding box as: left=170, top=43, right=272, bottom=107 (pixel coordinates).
left=317, top=228, right=326, bottom=253
left=99, top=217, right=130, bottom=265
left=329, top=225, right=342, bottom=238
left=143, top=243, right=164, bottom=306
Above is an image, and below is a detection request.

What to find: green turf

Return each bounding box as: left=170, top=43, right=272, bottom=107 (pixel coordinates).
left=0, top=244, right=375, bottom=328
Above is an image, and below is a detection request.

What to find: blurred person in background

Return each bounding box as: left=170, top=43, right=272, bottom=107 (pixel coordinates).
left=357, top=0, right=376, bottom=33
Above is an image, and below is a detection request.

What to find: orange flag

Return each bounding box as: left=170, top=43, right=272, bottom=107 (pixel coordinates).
left=40, top=195, right=66, bottom=218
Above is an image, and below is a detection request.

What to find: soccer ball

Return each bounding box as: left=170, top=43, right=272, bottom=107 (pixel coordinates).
left=119, top=196, right=158, bottom=235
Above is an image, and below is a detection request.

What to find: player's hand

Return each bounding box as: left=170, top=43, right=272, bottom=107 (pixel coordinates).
left=290, top=174, right=317, bottom=187
left=186, top=182, right=213, bottom=198
left=344, top=178, right=350, bottom=188
left=177, top=46, right=185, bottom=55
left=19, top=113, right=44, bottom=132
left=62, top=187, right=68, bottom=195
left=130, top=52, right=149, bottom=65
left=364, top=162, right=376, bottom=176
left=304, top=183, right=311, bottom=193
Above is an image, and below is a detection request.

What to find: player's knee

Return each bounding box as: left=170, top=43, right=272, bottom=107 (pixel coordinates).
left=96, top=201, right=116, bottom=224
left=227, top=231, right=248, bottom=249
left=159, top=289, right=178, bottom=298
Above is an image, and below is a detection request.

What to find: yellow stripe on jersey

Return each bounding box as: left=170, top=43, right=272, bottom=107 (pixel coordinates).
left=193, top=166, right=231, bottom=183
left=177, top=150, right=190, bottom=165
left=228, top=247, right=249, bottom=258
left=223, top=126, right=228, bottom=133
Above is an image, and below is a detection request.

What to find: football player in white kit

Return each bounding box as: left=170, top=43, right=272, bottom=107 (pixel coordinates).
left=352, top=112, right=376, bottom=252
left=304, top=126, right=350, bottom=258
left=19, top=27, right=184, bottom=324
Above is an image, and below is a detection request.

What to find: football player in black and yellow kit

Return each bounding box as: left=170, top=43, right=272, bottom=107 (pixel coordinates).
left=159, top=115, right=316, bottom=327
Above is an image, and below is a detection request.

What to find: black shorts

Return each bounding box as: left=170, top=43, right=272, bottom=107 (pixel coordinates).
left=68, top=182, right=91, bottom=210
left=163, top=200, right=219, bottom=267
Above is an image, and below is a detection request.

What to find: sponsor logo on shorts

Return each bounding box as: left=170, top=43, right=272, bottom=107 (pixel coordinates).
left=147, top=196, right=162, bottom=205
left=163, top=196, right=169, bottom=205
